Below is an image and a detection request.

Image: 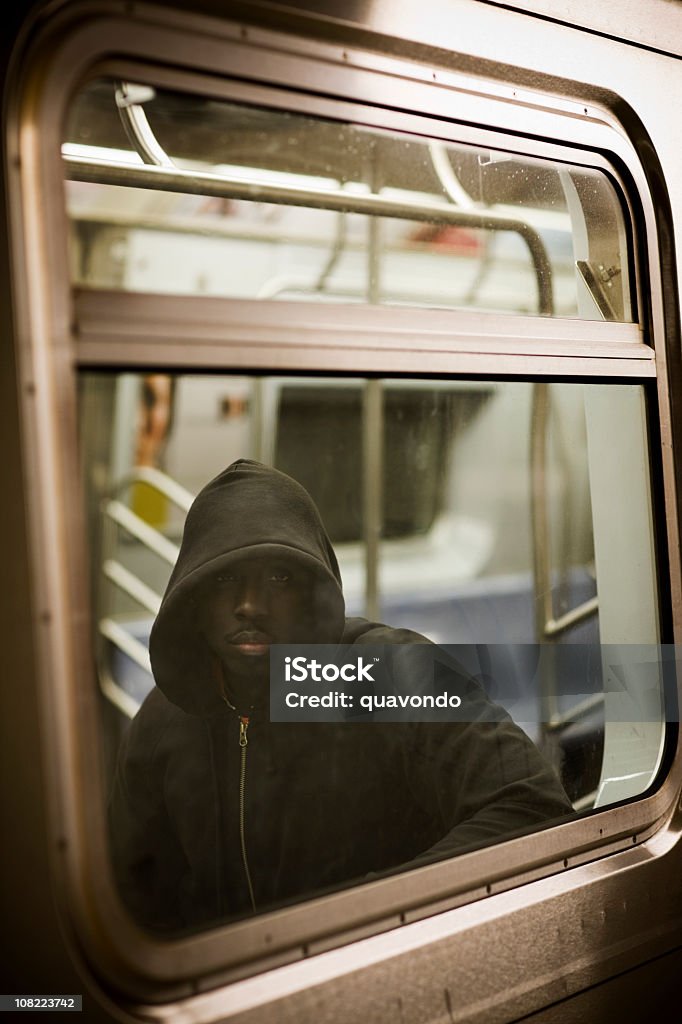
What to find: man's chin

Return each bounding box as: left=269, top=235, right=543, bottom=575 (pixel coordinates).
left=222, top=647, right=271, bottom=683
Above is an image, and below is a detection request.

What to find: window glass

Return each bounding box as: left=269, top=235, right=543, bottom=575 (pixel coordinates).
left=80, top=372, right=664, bottom=935
left=64, top=79, right=632, bottom=320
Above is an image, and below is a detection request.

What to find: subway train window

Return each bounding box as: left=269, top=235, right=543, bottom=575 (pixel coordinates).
left=7, top=0, right=682, bottom=1015
left=64, top=78, right=632, bottom=320
left=79, top=371, right=664, bottom=935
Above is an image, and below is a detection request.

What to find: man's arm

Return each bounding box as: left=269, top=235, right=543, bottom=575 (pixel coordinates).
left=385, top=641, right=574, bottom=867
left=404, top=711, right=574, bottom=866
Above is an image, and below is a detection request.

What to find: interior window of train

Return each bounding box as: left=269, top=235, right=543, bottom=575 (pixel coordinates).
left=64, top=78, right=633, bottom=321
left=79, top=370, right=664, bottom=936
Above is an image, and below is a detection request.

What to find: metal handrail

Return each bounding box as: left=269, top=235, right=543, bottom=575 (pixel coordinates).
left=103, top=500, right=181, bottom=565
left=64, top=155, right=554, bottom=316
left=114, top=464, right=194, bottom=512
left=544, top=596, right=599, bottom=638
left=115, top=81, right=175, bottom=168
left=99, top=618, right=152, bottom=720
left=530, top=383, right=600, bottom=745
left=102, top=558, right=162, bottom=616
left=428, top=142, right=478, bottom=210
left=98, top=468, right=194, bottom=707
left=530, top=385, right=600, bottom=645
left=530, top=382, right=554, bottom=644
left=546, top=691, right=605, bottom=733
left=100, top=616, right=152, bottom=674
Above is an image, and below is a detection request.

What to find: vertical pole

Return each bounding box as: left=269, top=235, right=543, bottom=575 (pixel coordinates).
left=363, top=380, right=383, bottom=621
left=364, top=150, right=383, bottom=621
left=530, top=381, right=559, bottom=730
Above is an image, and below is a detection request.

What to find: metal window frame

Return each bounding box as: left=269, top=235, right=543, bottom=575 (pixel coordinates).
left=74, top=290, right=650, bottom=374
left=69, top=52, right=646, bottom=315
left=6, top=1, right=681, bottom=1005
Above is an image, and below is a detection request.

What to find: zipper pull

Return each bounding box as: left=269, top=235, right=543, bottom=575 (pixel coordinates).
left=239, top=716, right=250, bottom=747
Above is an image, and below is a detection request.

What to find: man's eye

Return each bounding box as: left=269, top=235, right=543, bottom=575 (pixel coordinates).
left=269, top=572, right=290, bottom=583
left=216, top=574, right=238, bottom=584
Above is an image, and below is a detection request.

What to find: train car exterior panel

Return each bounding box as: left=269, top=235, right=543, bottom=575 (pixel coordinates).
left=2, top=1, right=682, bottom=1021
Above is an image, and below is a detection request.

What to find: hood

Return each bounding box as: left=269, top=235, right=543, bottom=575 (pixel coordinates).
left=149, top=460, right=346, bottom=714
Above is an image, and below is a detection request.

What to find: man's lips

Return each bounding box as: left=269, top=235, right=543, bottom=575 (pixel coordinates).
left=228, top=632, right=271, bottom=655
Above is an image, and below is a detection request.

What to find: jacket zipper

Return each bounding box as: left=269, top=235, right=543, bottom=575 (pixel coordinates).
left=238, top=715, right=257, bottom=913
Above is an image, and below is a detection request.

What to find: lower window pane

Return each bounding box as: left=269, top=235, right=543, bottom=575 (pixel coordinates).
left=79, top=373, right=664, bottom=934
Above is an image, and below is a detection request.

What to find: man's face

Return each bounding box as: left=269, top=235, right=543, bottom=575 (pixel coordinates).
left=195, top=555, right=318, bottom=685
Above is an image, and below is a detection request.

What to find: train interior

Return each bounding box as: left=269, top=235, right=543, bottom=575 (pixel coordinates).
left=69, top=77, right=665, bottom=831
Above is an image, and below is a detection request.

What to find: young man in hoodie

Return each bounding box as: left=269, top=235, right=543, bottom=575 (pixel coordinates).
left=109, top=459, right=573, bottom=933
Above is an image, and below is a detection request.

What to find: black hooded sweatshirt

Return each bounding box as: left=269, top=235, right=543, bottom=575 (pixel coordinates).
left=109, top=460, right=572, bottom=932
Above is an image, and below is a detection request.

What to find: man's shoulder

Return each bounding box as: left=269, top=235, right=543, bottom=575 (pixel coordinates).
left=342, top=616, right=432, bottom=646
left=128, top=685, right=205, bottom=746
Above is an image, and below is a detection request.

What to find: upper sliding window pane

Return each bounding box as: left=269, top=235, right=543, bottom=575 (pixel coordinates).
left=64, top=79, right=633, bottom=320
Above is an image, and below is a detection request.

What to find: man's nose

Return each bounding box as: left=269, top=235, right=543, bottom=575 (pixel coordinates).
left=234, top=580, right=267, bottom=619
